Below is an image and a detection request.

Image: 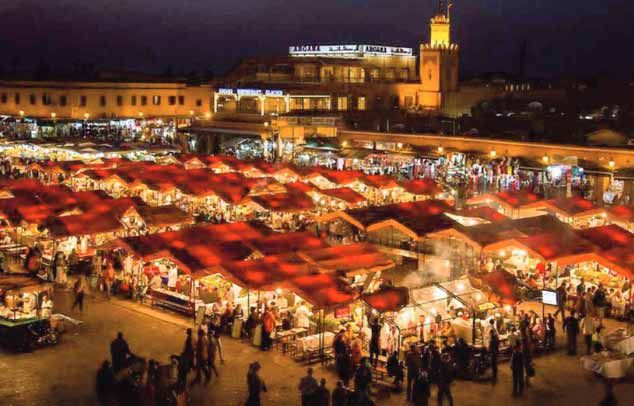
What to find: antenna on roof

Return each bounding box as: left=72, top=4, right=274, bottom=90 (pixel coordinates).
left=438, top=0, right=444, bottom=15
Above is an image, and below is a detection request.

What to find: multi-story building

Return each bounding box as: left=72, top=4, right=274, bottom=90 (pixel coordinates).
left=213, top=5, right=460, bottom=115
left=0, top=79, right=212, bottom=120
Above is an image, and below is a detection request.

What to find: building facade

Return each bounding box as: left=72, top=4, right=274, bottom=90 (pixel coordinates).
left=0, top=80, right=212, bottom=120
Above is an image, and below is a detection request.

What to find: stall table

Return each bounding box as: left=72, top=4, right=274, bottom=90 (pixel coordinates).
left=272, top=327, right=308, bottom=353
left=605, top=329, right=634, bottom=355
left=293, top=332, right=335, bottom=364
left=148, top=288, right=203, bottom=316
left=581, top=353, right=633, bottom=379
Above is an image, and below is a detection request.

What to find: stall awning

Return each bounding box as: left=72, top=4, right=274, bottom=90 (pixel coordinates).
left=363, top=286, right=409, bottom=313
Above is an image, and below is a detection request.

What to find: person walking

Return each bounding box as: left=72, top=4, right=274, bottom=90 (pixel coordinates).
left=581, top=313, right=596, bottom=355
left=71, top=274, right=87, bottom=313
left=510, top=344, right=525, bottom=397
left=489, top=327, right=500, bottom=382
left=191, top=328, right=210, bottom=386
left=412, top=369, right=431, bottom=406
left=298, top=367, right=319, bottom=406
left=178, top=328, right=195, bottom=388
left=554, top=281, right=567, bottom=321
left=406, top=344, right=422, bottom=401
left=246, top=362, right=267, bottom=406
left=206, top=329, right=220, bottom=379
left=563, top=311, right=580, bottom=355
left=436, top=353, right=454, bottom=406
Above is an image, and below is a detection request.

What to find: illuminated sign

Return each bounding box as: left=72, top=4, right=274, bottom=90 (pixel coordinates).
left=289, top=44, right=413, bottom=57
left=217, top=88, right=285, bottom=97
left=542, top=290, right=558, bottom=306
left=264, top=90, right=284, bottom=96
left=236, top=88, right=262, bottom=96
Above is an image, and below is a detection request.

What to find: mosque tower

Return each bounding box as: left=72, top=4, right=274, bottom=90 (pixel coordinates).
left=419, top=0, right=459, bottom=110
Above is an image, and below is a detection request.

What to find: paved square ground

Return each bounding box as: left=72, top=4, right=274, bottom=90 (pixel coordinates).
left=1, top=290, right=633, bottom=406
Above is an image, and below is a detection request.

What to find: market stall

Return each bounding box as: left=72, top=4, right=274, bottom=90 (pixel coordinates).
left=0, top=274, right=54, bottom=351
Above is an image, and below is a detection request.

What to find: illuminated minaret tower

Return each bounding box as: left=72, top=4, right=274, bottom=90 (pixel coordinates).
left=419, top=0, right=459, bottom=109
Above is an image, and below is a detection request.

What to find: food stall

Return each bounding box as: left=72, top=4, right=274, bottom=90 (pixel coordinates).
left=0, top=274, right=54, bottom=350
left=524, top=196, right=607, bottom=229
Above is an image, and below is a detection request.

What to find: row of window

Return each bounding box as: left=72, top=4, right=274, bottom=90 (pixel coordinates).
left=0, top=93, right=203, bottom=108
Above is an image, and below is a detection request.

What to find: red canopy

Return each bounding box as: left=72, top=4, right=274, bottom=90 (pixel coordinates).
left=362, top=287, right=409, bottom=313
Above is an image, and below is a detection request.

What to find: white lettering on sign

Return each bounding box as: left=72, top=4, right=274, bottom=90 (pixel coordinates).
left=218, top=88, right=234, bottom=95
left=264, top=90, right=284, bottom=96
left=289, top=44, right=413, bottom=57
left=236, top=89, right=262, bottom=96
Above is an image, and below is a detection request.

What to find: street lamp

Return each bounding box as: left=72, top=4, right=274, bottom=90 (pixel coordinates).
left=542, top=155, right=549, bottom=164
left=51, top=112, right=56, bottom=119
left=489, top=150, right=497, bottom=158
left=204, top=112, right=211, bottom=119
left=18, top=110, right=24, bottom=118
left=84, top=113, right=90, bottom=120
left=609, top=160, right=615, bottom=169
left=437, top=146, right=444, bottom=154
left=139, top=112, right=144, bottom=118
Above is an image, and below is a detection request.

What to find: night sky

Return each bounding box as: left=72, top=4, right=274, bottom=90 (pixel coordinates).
left=1, top=0, right=633, bottom=78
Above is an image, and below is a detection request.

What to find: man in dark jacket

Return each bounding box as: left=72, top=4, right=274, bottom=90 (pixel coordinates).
left=315, top=378, right=330, bottom=406
left=405, top=344, right=422, bottom=401
left=412, top=369, right=431, bottom=406
left=110, top=332, right=131, bottom=372
left=510, top=344, right=525, bottom=396
left=563, top=311, right=580, bottom=355
left=298, top=367, right=319, bottom=406
left=436, top=354, right=454, bottom=406
left=369, top=317, right=382, bottom=367
left=179, top=328, right=195, bottom=387
left=489, top=328, right=500, bottom=381
left=331, top=380, right=348, bottom=406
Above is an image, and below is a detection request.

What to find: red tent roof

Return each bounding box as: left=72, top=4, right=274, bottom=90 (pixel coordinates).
left=399, top=179, right=441, bottom=196
left=576, top=225, right=634, bottom=250
left=361, top=175, right=400, bottom=189
left=518, top=231, right=596, bottom=261
left=249, top=192, right=315, bottom=212
left=609, top=205, right=634, bottom=222
left=363, top=287, right=409, bottom=313
left=453, top=207, right=508, bottom=223
left=319, top=187, right=366, bottom=204
left=317, top=169, right=364, bottom=185
left=290, top=273, right=356, bottom=310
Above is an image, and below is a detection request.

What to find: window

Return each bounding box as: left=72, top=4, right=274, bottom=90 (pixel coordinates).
left=168, top=96, right=176, bottom=106
left=42, top=94, right=52, bottom=105
left=357, top=96, right=366, bottom=111
left=195, top=99, right=202, bottom=107
left=0, top=94, right=6, bottom=104
left=80, top=95, right=87, bottom=107
left=404, top=96, right=414, bottom=108
left=337, top=96, right=348, bottom=111
left=152, top=95, right=161, bottom=105
left=100, top=95, right=107, bottom=106
left=178, top=95, right=185, bottom=105
left=59, top=95, right=67, bottom=106
left=400, top=68, right=409, bottom=81
left=141, top=96, right=147, bottom=106
left=14, top=93, right=20, bottom=105
left=131, top=95, right=137, bottom=106
left=369, top=69, right=380, bottom=81
left=29, top=94, right=36, bottom=105
left=117, top=95, right=123, bottom=106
